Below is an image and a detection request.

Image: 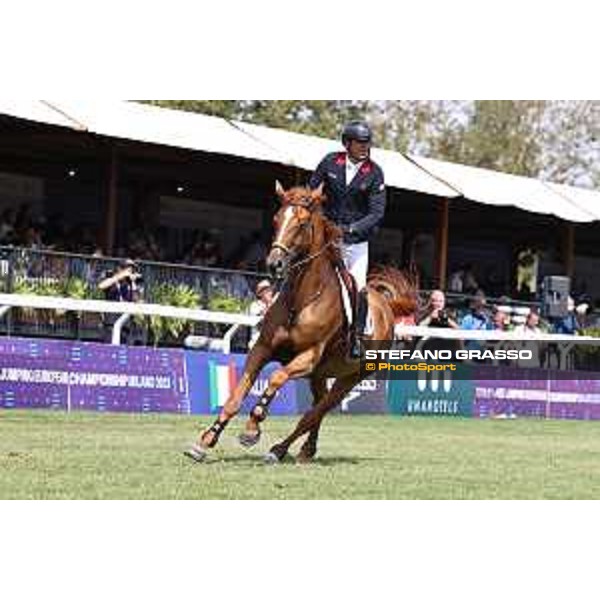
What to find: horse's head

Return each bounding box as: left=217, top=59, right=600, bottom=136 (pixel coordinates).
left=266, top=181, right=325, bottom=280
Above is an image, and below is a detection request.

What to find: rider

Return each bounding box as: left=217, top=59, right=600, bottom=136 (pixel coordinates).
left=309, top=120, right=387, bottom=358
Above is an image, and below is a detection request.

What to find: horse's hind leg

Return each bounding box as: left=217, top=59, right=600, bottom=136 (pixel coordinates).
left=239, top=346, right=324, bottom=449
left=267, top=371, right=363, bottom=463
left=296, top=373, right=328, bottom=463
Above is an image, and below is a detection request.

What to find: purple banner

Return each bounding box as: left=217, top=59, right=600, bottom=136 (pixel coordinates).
left=473, top=366, right=600, bottom=420
left=0, top=337, right=190, bottom=413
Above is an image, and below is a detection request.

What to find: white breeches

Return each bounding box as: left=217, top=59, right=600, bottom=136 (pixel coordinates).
left=342, top=241, right=368, bottom=290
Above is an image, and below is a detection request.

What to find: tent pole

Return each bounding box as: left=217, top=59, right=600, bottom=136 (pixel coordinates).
left=564, top=222, right=575, bottom=281
left=435, top=198, right=450, bottom=290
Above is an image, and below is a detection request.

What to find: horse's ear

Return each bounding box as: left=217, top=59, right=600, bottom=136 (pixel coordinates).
left=312, top=182, right=325, bottom=203
left=275, top=180, right=286, bottom=201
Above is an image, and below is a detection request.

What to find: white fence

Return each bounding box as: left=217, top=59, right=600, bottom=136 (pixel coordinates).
left=0, top=293, right=260, bottom=353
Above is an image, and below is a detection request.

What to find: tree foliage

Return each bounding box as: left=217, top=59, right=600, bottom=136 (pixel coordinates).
left=143, top=100, right=599, bottom=189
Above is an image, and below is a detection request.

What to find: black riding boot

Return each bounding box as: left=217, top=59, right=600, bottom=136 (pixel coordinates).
left=350, top=289, right=368, bottom=359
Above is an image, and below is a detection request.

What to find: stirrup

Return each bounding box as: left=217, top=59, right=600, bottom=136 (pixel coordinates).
left=349, top=335, right=363, bottom=359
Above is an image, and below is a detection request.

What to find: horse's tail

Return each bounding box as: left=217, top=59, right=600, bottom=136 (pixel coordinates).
left=367, top=265, right=420, bottom=320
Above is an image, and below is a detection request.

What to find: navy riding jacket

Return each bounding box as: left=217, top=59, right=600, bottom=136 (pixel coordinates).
left=309, top=152, right=386, bottom=244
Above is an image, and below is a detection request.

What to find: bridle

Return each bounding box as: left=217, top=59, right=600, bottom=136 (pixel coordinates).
left=270, top=199, right=338, bottom=273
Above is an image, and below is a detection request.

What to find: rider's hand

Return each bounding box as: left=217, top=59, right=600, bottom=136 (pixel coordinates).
left=341, top=225, right=357, bottom=243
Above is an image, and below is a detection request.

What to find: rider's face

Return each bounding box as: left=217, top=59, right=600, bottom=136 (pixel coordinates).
left=346, top=139, right=371, bottom=162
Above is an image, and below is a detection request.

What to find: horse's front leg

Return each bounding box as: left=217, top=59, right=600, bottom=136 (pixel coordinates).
left=184, top=344, right=270, bottom=462
left=239, top=345, right=325, bottom=450
left=266, top=371, right=363, bottom=464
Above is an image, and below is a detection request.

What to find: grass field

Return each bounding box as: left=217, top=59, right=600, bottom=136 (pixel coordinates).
left=2, top=410, right=600, bottom=499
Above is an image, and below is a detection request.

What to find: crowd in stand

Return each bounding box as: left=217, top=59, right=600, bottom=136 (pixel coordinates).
left=419, top=288, right=595, bottom=336
left=0, top=203, right=270, bottom=274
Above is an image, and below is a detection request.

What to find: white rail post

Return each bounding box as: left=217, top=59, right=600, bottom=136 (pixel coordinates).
left=112, top=313, right=131, bottom=345
left=222, top=323, right=242, bottom=355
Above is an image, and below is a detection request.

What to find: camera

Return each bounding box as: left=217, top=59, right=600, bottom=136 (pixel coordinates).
left=120, top=260, right=143, bottom=284
left=430, top=309, right=449, bottom=327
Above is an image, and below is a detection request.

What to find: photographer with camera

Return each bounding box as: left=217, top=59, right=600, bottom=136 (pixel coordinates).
left=418, top=289, right=461, bottom=359
left=98, top=259, right=144, bottom=303
left=419, top=290, right=459, bottom=329
left=98, top=259, right=145, bottom=344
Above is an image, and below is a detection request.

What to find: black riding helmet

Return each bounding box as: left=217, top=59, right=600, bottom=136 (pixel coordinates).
left=341, top=121, right=373, bottom=145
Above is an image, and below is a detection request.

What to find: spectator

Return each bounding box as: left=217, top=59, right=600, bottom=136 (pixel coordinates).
left=553, top=296, right=582, bottom=336
left=419, top=290, right=459, bottom=329
left=98, top=259, right=144, bottom=303
left=461, top=290, right=491, bottom=331
left=463, top=264, right=479, bottom=295
left=0, top=208, right=16, bottom=243
left=242, top=231, right=267, bottom=270
left=514, top=308, right=543, bottom=336
left=14, top=203, right=33, bottom=235
left=248, top=279, right=276, bottom=349
left=97, top=259, right=145, bottom=344
left=22, top=224, right=44, bottom=250
left=575, top=299, right=592, bottom=331
left=419, top=289, right=460, bottom=356
left=448, top=267, right=464, bottom=293
left=491, top=306, right=510, bottom=331
left=449, top=263, right=479, bottom=295
left=229, top=260, right=252, bottom=299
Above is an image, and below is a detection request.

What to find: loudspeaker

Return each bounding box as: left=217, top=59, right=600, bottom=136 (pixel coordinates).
left=541, top=276, right=570, bottom=318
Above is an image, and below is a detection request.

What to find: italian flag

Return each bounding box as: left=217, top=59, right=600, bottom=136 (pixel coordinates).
left=208, top=359, right=238, bottom=412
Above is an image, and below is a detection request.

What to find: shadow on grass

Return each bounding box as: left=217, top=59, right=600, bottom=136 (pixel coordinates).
left=181, top=453, right=371, bottom=467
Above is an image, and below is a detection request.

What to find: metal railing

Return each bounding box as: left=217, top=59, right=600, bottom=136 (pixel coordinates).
left=0, top=245, right=267, bottom=348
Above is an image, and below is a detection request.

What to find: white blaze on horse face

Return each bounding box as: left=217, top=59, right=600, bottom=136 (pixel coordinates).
left=275, top=206, right=295, bottom=248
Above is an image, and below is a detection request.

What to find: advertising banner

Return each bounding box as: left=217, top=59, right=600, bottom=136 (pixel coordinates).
left=473, top=366, right=600, bottom=420
left=387, top=366, right=475, bottom=417
left=184, top=351, right=299, bottom=415
left=0, top=337, right=190, bottom=413
left=4, top=335, right=600, bottom=422
left=294, top=377, right=389, bottom=415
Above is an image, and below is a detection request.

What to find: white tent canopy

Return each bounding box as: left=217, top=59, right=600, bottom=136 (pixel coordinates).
left=1, top=100, right=598, bottom=223
left=410, top=155, right=596, bottom=223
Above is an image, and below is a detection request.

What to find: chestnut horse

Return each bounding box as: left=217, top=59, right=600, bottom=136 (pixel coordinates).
left=185, top=182, right=417, bottom=463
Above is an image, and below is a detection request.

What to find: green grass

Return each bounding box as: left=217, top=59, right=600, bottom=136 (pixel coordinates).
left=2, top=410, right=600, bottom=499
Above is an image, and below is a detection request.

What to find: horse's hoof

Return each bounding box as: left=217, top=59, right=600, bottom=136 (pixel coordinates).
left=296, top=452, right=316, bottom=464
left=184, top=444, right=207, bottom=463
left=263, top=451, right=281, bottom=465
left=239, top=431, right=261, bottom=448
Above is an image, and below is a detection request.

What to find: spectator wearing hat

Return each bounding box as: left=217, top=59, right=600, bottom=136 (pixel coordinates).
left=98, top=259, right=143, bottom=303
left=98, top=259, right=145, bottom=344
left=248, top=279, right=276, bottom=349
